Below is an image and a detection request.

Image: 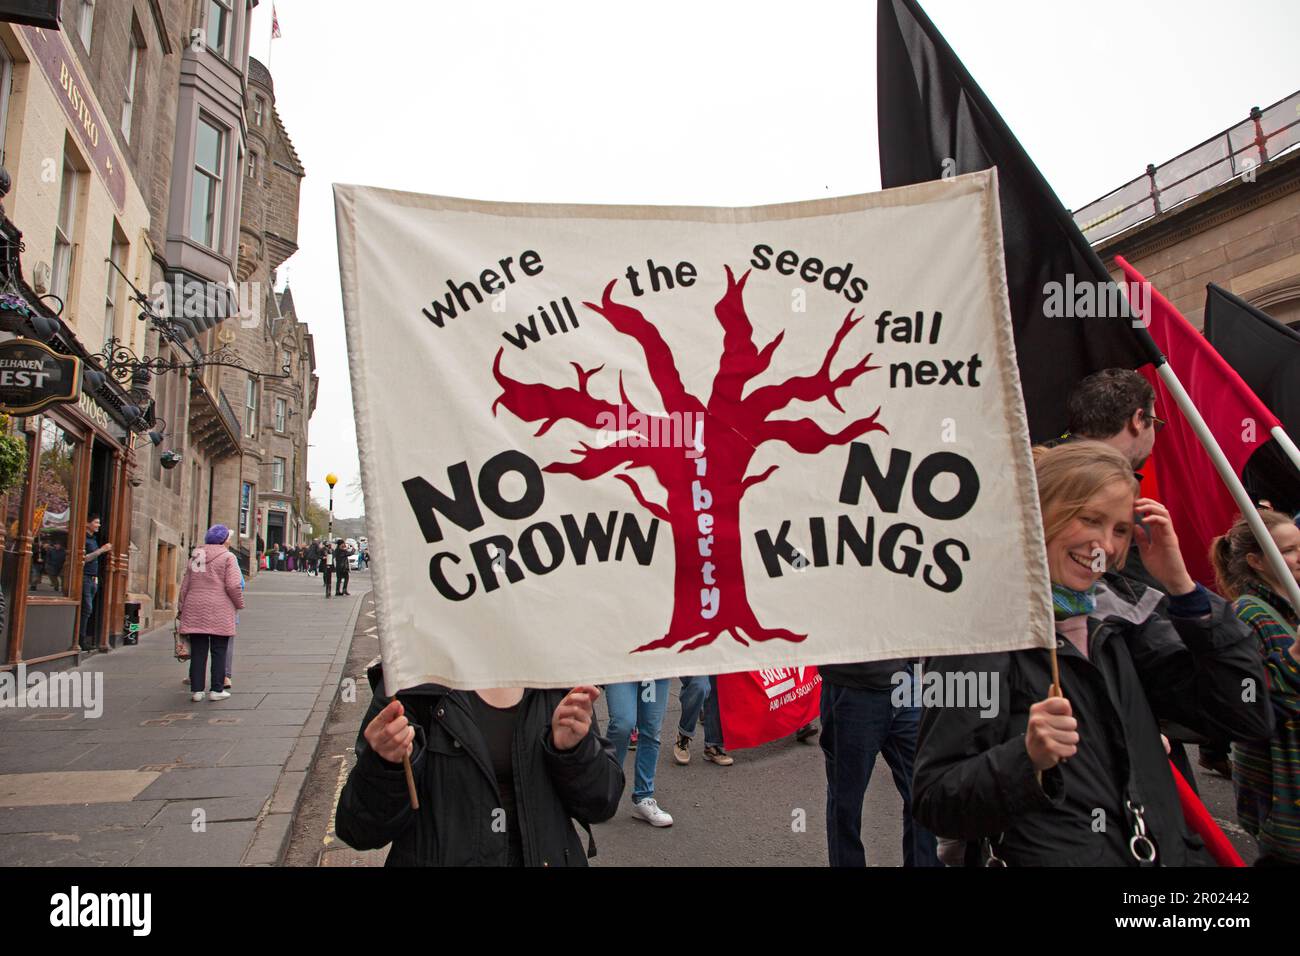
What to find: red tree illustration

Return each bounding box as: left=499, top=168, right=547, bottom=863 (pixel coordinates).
left=492, top=266, right=886, bottom=653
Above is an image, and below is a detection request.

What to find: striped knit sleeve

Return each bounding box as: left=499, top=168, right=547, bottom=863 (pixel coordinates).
left=1233, top=597, right=1295, bottom=659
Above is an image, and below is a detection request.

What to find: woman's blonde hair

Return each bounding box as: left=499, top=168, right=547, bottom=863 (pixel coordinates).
left=1032, top=441, right=1139, bottom=570
left=1210, top=508, right=1291, bottom=600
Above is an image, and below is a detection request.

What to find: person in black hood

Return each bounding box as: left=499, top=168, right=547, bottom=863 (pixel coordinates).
left=333, top=539, right=351, bottom=596
left=913, top=441, right=1272, bottom=866
left=320, top=542, right=333, bottom=598
left=336, top=662, right=623, bottom=866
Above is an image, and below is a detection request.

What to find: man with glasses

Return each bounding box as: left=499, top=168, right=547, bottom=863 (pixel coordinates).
left=1064, top=368, right=1162, bottom=474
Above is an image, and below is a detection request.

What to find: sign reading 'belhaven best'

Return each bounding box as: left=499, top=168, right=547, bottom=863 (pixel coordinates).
left=335, top=169, right=1052, bottom=693
left=0, top=339, right=81, bottom=415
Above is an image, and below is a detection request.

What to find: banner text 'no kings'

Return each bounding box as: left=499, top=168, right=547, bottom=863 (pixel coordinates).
left=402, top=441, right=978, bottom=603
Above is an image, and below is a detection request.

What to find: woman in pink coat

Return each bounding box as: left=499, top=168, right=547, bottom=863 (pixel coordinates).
left=179, top=524, right=245, bottom=702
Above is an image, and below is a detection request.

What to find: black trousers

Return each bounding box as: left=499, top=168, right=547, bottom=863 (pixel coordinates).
left=188, top=634, right=230, bottom=692
left=322, top=567, right=333, bottom=596
left=335, top=570, right=350, bottom=594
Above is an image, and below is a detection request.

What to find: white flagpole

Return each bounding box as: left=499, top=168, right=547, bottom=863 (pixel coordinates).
left=1154, top=363, right=1300, bottom=613
left=1270, top=425, right=1300, bottom=475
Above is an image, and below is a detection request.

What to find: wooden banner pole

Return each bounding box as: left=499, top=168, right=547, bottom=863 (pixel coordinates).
left=403, top=753, right=419, bottom=810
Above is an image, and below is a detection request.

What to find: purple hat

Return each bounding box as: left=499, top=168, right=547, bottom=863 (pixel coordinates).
left=205, top=524, right=232, bottom=545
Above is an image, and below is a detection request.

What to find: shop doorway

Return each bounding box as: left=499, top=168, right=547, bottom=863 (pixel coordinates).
left=266, top=510, right=285, bottom=550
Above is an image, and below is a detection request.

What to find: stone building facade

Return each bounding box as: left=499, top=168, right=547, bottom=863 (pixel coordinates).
left=216, top=55, right=308, bottom=576
left=1076, top=93, right=1300, bottom=331
left=0, top=1, right=180, bottom=662
left=0, top=4, right=316, bottom=648
left=124, top=0, right=260, bottom=626
left=255, top=286, right=316, bottom=555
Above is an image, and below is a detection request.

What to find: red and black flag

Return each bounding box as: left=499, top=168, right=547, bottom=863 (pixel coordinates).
left=1118, top=259, right=1280, bottom=587
left=876, top=0, right=1154, bottom=442
left=1204, top=283, right=1300, bottom=514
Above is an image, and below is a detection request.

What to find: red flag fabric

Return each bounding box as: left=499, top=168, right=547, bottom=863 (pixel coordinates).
left=717, top=667, right=821, bottom=750
left=1138, top=450, right=1162, bottom=503
left=1169, top=761, right=1244, bottom=866
left=1116, top=257, right=1280, bottom=588
left=271, top=4, right=282, bottom=38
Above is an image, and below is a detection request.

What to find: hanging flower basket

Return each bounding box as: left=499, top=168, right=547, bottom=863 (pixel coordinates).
left=0, top=292, right=33, bottom=333
left=0, top=414, right=27, bottom=496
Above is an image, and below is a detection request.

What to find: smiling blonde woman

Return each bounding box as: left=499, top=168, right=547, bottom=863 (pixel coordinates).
left=913, top=441, right=1271, bottom=866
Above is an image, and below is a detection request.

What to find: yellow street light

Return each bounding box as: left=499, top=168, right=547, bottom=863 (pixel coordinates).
left=326, top=472, right=338, bottom=538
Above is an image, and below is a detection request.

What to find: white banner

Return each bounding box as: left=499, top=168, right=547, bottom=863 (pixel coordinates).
left=334, top=169, right=1051, bottom=693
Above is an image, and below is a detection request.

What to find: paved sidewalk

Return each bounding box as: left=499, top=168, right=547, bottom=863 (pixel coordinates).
left=0, top=568, right=368, bottom=866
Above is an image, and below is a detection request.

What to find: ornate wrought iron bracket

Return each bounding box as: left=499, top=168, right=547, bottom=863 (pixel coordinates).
left=100, top=258, right=291, bottom=381
left=88, top=336, right=291, bottom=383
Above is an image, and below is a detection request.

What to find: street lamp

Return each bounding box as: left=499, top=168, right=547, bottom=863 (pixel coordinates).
left=326, top=472, right=337, bottom=540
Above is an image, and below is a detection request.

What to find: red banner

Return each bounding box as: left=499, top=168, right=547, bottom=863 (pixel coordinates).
left=717, top=667, right=821, bottom=750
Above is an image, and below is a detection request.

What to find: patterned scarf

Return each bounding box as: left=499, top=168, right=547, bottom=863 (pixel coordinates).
left=1052, top=583, right=1097, bottom=620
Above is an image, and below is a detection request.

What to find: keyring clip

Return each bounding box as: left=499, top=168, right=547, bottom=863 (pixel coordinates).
left=1129, top=834, right=1157, bottom=862
left=1125, top=799, right=1158, bottom=864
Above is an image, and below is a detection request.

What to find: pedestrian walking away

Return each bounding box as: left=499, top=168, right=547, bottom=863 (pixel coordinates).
left=177, top=525, right=245, bottom=703
left=335, top=662, right=623, bottom=865
left=673, top=675, right=732, bottom=767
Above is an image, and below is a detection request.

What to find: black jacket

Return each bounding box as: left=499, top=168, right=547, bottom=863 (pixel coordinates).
left=913, top=579, right=1272, bottom=866
left=820, top=658, right=909, bottom=691
left=336, top=662, right=624, bottom=866
left=334, top=548, right=350, bottom=572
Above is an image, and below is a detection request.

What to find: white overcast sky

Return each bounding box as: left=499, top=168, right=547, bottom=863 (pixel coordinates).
left=247, top=0, right=1300, bottom=520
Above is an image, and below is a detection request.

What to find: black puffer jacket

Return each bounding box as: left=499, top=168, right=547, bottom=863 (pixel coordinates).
left=913, top=578, right=1272, bottom=866
left=336, top=662, right=624, bottom=866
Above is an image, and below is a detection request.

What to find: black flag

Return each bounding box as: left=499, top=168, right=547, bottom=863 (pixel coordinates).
left=877, top=0, right=1154, bottom=442
left=1204, top=284, right=1300, bottom=513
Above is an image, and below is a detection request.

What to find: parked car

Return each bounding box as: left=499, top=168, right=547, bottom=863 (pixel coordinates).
left=345, top=538, right=359, bottom=570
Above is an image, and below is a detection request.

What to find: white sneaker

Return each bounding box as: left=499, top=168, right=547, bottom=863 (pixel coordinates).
left=191, top=692, right=205, bottom=702
left=208, top=690, right=231, bottom=701
left=631, top=798, right=673, bottom=827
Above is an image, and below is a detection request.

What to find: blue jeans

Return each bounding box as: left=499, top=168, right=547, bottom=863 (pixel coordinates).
left=819, top=679, right=939, bottom=867
left=677, top=675, right=723, bottom=748
left=188, top=634, right=230, bottom=693
left=605, top=679, right=669, bottom=803
left=80, top=575, right=98, bottom=648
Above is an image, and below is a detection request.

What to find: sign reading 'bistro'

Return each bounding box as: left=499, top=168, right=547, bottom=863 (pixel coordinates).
left=0, top=339, right=81, bottom=415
